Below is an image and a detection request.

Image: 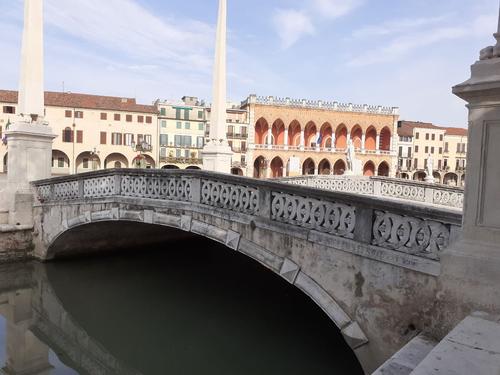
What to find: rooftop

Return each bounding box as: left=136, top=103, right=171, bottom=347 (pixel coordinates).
left=0, top=90, right=158, bottom=114
left=398, top=121, right=467, bottom=137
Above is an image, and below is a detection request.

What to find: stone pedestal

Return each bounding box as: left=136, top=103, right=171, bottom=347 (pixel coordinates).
left=1, top=121, right=56, bottom=225
left=424, top=175, right=435, bottom=184
left=202, top=141, right=233, bottom=174
left=345, top=159, right=362, bottom=176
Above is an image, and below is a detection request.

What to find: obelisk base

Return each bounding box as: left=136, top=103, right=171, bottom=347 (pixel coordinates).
left=202, top=141, right=233, bottom=174
left=1, top=121, right=56, bottom=225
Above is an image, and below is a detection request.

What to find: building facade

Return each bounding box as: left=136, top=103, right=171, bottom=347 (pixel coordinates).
left=156, top=96, right=206, bottom=170
left=397, top=121, right=468, bottom=186
left=243, top=95, right=400, bottom=179
left=0, top=90, right=158, bottom=176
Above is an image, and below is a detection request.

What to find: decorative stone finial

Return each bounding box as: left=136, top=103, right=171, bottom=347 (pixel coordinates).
left=480, top=3, right=500, bottom=60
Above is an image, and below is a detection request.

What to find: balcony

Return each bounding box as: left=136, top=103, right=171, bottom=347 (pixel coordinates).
left=252, top=144, right=395, bottom=156
left=227, top=132, right=248, bottom=139
left=160, top=157, right=203, bottom=165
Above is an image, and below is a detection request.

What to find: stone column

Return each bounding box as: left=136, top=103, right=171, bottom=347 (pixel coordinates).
left=315, top=131, right=320, bottom=151
left=267, top=129, right=273, bottom=149
left=332, top=133, right=336, bottom=152
left=2, top=0, right=56, bottom=226
left=376, top=134, right=380, bottom=155
left=361, top=133, right=366, bottom=152
left=202, top=0, right=233, bottom=173
left=284, top=129, right=289, bottom=150
left=437, top=8, right=500, bottom=330
left=300, top=130, right=305, bottom=150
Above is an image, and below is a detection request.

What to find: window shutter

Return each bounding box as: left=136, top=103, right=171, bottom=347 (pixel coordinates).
left=77, top=130, right=83, bottom=143
left=100, top=132, right=107, bottom=145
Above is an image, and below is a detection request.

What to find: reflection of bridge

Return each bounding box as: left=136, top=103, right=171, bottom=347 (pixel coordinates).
left=0, top=263, right=139, bottom=375
left=31, top=169, right=463, bottom=373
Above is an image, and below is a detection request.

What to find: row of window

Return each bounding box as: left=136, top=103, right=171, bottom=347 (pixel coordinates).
left=413, top=143, right=467, bottom=154
left=400, top=158, right=467, bottom=170
left=64, top=110, right=153, bottom=124
left=3, top=106, right=15, bottom=114
left=415, top=132, right=444, bottom=141
left=414, top=145, right=443, bottom=154
left=61, top=129, right=153, bottom=147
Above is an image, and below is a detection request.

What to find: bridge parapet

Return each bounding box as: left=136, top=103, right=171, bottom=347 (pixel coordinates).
left=279, top=176, right=464, bottom=210
left=33, top=169, right=461, bottom=274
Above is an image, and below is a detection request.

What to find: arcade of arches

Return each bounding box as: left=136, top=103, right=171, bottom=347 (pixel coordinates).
left=254, top=118, right=393, bottom=152
left=253, top=155, right=391, bottom=179
left=250, top=110, right=397, bottom=179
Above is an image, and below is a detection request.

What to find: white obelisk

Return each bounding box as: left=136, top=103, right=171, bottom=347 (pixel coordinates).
left=18, top=0, right=45, bottom=120
left=202, top=0, right=233, bottom=173
left=3, top=0, right=55, bottom=225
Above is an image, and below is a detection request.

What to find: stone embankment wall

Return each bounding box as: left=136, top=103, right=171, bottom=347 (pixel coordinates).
left=0, top=226, right=33, bottom=262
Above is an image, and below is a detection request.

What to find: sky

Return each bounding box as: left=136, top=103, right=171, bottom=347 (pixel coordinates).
left=0, top=0, right=498, bottom=127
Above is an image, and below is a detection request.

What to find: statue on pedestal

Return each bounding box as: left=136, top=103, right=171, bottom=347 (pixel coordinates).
left=345, top=139, right=362, bottom=176
left=425, top=154, right=435, bottom=183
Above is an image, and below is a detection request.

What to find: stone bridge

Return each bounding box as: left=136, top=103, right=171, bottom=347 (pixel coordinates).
left=29, top=169, right=465, bottom=373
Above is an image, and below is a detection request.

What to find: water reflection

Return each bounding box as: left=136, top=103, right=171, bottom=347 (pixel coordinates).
left=0, top=238, right=363, bottom=375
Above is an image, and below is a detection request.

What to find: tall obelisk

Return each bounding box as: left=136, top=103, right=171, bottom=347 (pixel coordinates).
left=3, top=0, right=55, bottom=225
left=18, top=0, right=45, bottom=121
left=202, top=0, right=233, bottom=173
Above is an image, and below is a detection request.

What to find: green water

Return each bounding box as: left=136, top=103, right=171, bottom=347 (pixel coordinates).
left=0, top=236, right=363, bottom=374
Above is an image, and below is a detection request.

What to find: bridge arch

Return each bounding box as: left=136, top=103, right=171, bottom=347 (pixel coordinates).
left=43, top=215, right=368, bottom=371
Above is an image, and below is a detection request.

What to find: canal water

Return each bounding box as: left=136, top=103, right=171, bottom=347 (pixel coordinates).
left=0, top=236, right=363, bottom=375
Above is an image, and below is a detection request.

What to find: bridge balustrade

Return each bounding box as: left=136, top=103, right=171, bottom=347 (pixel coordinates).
left=279, top=175, right=464, bottom=210
left=33, top=170, right=461, bottom=267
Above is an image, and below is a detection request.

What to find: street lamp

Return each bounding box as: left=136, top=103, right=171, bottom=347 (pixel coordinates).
left=131, top=140, right=152, bottom=169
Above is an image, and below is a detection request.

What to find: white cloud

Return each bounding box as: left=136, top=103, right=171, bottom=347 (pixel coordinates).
left=273, top=9, right=315, bottom=49
left=352, top=15, right=450, bottom=39
left=348, top=26, right=467, bottom=67
left=44, top=0, right=214, bottom=72
left=312, top=0, right=363, bottom=19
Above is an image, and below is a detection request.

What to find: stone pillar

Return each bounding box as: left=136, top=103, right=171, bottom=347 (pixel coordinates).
left=376, top=134, right=380, bottom=155
left=202, top=0, right=233, bottom=173
left=1, top=0, right=56, bottom=225
left=315, top=131, right=320, bottom=151
left=284, top=129, right=289, bottom=150
left=300, top=130, right=305, bottom=150
left=452, top=15, right=500, bottom=251
left=361, top=133, right=366, bottom=152
left=332, top=133, right=336, bottom=152
left=436, top=8, right=500, bottom=330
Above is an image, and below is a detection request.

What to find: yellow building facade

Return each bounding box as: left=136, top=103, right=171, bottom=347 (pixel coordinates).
left=0, top=90, right=158, bottom=176
left=397, top=121, right=467, bottom=186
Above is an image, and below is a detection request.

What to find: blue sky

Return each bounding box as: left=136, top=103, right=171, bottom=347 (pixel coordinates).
left=0, top=0, right=498, bottom=126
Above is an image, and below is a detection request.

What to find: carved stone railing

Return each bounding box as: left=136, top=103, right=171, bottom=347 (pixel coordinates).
left=279, top=176, right=464, bottom=210
left=32, top=170, right=462, bottom=275
left=242, top=95, right=399, bottom=116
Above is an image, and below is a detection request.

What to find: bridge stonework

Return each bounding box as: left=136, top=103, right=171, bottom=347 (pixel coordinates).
left=32, top=169, right=463, bottom=373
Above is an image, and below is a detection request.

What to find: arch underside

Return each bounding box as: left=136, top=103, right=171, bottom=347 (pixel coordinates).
left=42, top=199, right=370, bottom=368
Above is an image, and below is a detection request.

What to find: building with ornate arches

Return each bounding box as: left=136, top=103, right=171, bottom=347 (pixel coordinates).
left=242, top=95, right=399, bottom=179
